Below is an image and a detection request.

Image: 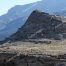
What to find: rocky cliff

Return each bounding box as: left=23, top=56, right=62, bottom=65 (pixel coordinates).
left=5, top=10, right=66, bottom=42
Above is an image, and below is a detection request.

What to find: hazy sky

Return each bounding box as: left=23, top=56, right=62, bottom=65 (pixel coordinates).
left=0, top=0, right=41, bottom=16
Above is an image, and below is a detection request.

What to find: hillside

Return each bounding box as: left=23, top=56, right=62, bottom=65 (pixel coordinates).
left=4, top=10, right=65, bottom=42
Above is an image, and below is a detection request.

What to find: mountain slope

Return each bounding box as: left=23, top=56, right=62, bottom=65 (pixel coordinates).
left=0, top=17, right=26, bottom=40
left=6, top=10, right=66, bottom=42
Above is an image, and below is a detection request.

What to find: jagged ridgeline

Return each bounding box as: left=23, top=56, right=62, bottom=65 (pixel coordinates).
left=6, top=10, right=66, bottom=42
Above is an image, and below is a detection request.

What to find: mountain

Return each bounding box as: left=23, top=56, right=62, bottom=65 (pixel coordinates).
left=0, top=17, right=26, bottom=40
left=0, top=0, right=66, bottom=41
left=4, top=10, right=65, bottom=42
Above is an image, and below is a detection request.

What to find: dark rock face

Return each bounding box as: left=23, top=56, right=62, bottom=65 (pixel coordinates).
left=6, top=10, right=66, bottom=42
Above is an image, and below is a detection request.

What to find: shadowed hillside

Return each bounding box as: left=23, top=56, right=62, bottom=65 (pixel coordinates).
left=6, top=10, right=66, bottom=42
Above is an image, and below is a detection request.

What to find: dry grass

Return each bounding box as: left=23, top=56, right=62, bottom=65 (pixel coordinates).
left=0, top=40, right=66, bottom=55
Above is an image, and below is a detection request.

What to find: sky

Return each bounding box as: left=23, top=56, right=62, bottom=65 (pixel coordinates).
left=0, top=0, right=41, bottom=16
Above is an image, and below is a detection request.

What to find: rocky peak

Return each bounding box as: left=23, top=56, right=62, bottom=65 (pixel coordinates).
left=5, top=10, right=66, bottom=42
